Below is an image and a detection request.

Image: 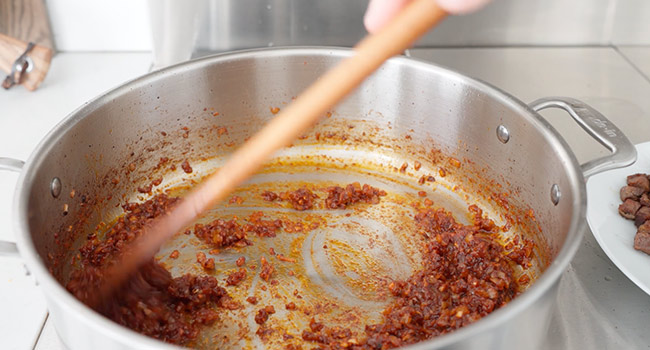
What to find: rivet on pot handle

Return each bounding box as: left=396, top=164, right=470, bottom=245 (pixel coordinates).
left=0, top=157, right=24, bottom=257
left=530, top=97, right=637, bottom=178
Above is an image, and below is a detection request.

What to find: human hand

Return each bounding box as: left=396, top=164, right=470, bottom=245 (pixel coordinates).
left=364, top=0, right=492, bottom=33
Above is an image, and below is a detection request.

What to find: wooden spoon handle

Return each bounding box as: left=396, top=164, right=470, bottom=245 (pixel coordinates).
left=97, top=0, right=448, bottom=304
left=184, top=0, right=448, bottom=221
left=0, top=33, right=52, bottom=91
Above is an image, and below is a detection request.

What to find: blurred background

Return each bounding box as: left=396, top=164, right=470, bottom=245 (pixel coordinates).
left=3, top=0, right=650, bottom=69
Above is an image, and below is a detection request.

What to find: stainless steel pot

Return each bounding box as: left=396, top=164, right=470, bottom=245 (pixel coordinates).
left=0, top=48, right=636, bottom=349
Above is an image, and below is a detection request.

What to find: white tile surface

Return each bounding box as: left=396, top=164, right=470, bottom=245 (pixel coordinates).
left=0, top=260, right=47, bottom=350
left=618, top=46, right=650, bottom=81
left=34, top=316, right=64, bottom=350
left=0, top=52, right=151, bottom=350
left=611, top=1, right=650, bottom=45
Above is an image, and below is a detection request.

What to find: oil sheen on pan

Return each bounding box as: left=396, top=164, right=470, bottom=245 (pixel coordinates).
left=62, top=153, right=536, bottom=350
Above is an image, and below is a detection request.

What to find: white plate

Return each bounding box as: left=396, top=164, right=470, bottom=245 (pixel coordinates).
left=587, top=141, right=650, bottom=295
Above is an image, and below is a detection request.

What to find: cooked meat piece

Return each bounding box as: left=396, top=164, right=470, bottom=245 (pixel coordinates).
left=641, top=193, right=650, bottom=207
left=634, top=222, right=650, bottom=254
left=620, top=186, right=645, bottom=202
left=619, top=199, right=642, bottom=219
left=627, top=173, right=650, bottom=191
left=635, top=206, right=650, bottom=227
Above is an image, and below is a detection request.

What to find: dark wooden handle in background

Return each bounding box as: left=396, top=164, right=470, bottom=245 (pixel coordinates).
left=0, top=33, right=53, bottom=90
left=0, top=0, right=54, bottom=90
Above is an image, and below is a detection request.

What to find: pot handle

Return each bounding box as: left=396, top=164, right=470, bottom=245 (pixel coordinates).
left=530, top=97, right=636, bottom=178
left=0, top=157, right=24, bottom=257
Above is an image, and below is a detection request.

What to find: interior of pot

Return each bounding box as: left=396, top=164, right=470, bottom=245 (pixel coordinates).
left=20, top=48, right=583, bottom=349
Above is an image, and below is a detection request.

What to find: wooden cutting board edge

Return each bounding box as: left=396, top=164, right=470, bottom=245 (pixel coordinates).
left=0, top=0, right=56, bottom=51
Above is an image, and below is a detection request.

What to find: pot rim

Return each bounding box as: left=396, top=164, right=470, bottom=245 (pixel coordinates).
left=13, top=46, right=586, bottom=349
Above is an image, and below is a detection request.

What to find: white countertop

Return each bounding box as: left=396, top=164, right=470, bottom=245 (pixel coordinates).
left=2, top=47, right=650, bottom=349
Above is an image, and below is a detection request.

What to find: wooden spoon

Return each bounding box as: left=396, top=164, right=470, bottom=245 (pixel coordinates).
left=95, top=0, right=448, bottom=305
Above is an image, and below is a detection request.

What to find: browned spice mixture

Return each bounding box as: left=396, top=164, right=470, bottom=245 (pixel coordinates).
left=282, top=218, right=320, bottom=233
left=260, top=256, right=275, bottom=281
left=264, top=183, right=387, bottom=211
left=299, top=205, right=529, bottom=349
left=192, top=212, right=284, bottom=249
left=255, top=305, right=277, bottom=325
left=196, top=251, right=215, bottom=270
left=277, top=254, right=296, bottom=263
left=245, top=211, right=284, bottom=238
left=181, top=159, right=193, bottom=174
left=103, top=264, right=228, bottom=345
left=193, top=218, right=251, bottom=249
left=151, top=177, right=163, bottom=186
left=137, top=184, right=152, bottom=194
left=256, top=327, right=275, bottom=340
left=236, top=256, right=246, bottom=266
left=261, top=190, right=279, bottom=201
left=280, top=187, right=318, bottom=211
left=155, top=157, right=169, bottom=170
left=66, top=180, right=529, bottom=349
left=76, top=194, right=180, bottom=267
left=229, top=195, right=244, bottom=204
left=324, top=182, right=387, bottom=209
left=226, top=268, right=247, bottom=286
left=67, top=194, right=232, bottom=346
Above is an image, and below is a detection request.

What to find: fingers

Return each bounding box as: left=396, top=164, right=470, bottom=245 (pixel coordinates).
left=436, top=0, right=492, bottom=14
left=364, top=0, right=412, bottom=34
left=364, top=0, right=492, bottom=33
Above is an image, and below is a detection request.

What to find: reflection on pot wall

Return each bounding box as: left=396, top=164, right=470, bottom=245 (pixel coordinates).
left=189, top=0, right=650, bottom=57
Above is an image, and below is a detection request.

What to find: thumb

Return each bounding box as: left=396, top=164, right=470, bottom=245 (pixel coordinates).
left=364, top=0, right=492, bottom=34
left=436, top=0, right=492, bottom=14
left=364, top=0, right=412, bottom=34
